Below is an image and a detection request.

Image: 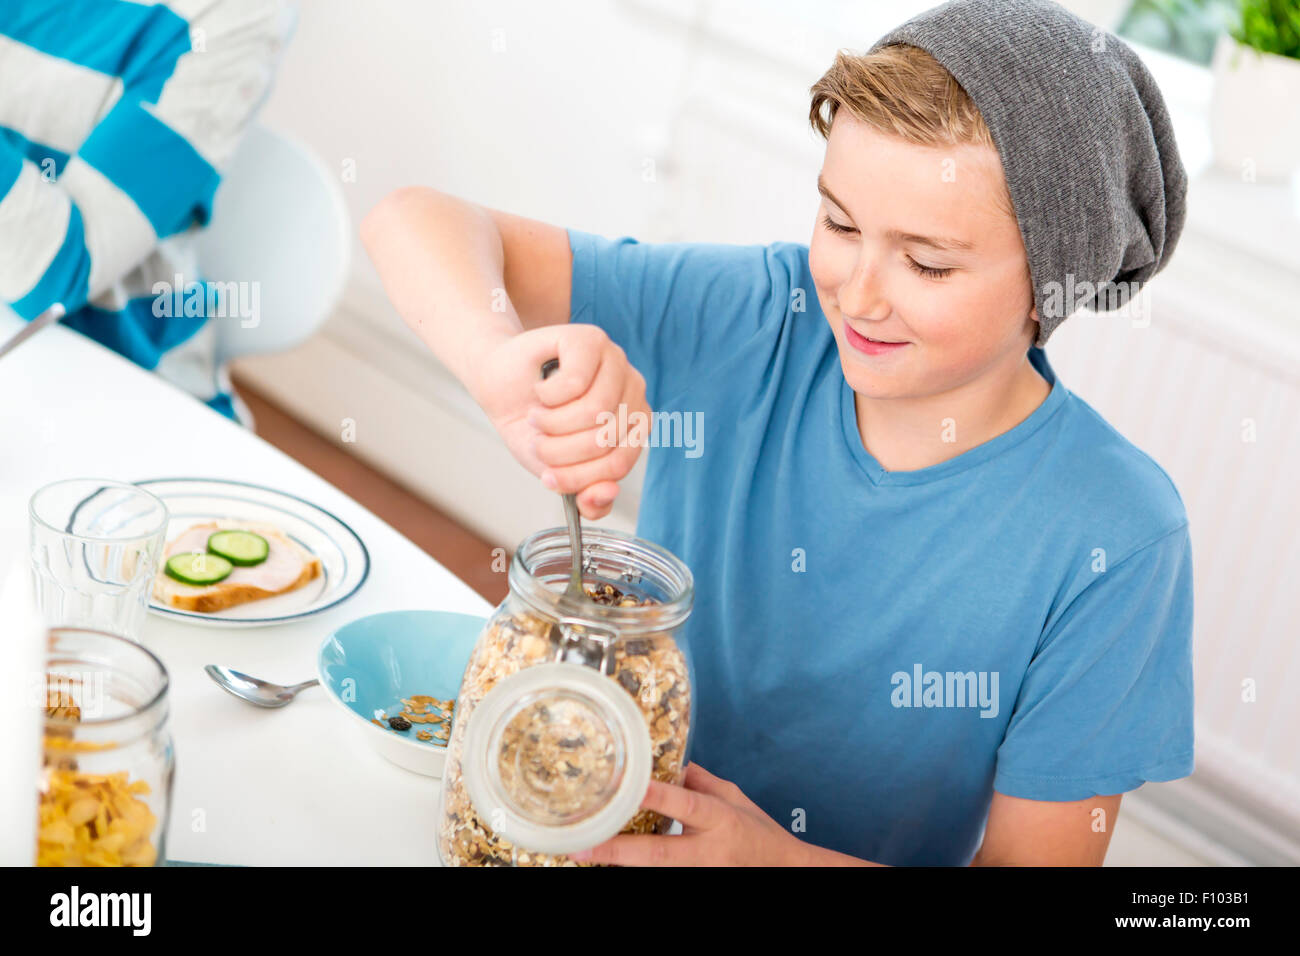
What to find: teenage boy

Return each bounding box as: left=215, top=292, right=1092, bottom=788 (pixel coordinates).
left=361, top=0, right=1192, bottom=866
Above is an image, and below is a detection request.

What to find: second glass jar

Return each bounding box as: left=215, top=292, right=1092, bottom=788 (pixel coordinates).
left=37, top=627, right=174, bottom=866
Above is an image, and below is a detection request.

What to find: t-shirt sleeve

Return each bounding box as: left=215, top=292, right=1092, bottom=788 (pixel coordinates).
left=566, top=227, right=804, bottom=409
left=993, top=522, right=1195, bottom=800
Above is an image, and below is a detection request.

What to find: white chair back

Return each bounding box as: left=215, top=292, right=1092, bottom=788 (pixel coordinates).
left=196, top=124, right=350, bottom=365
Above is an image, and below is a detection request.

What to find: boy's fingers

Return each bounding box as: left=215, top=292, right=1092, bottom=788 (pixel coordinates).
left=576, top=482, right=618, bottom=521
left=681, top=763, right=754, bottom=810
left=509, top=322, right=567, bottom=379
left=530, top=362, right=626, bottom=434
left=535, top=426, right=613, bottom=468
left=575, top=833, right=694, bottom=867
left=533, top=328, right=607, bottom=406
left=541, top=443, right=639, bottom=494
left=639, top=779, right=727, bottom=831
left=682, top=762, right=735, bottom=798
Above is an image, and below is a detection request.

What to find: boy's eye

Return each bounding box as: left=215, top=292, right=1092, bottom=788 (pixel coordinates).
left=821, top=215, right=955, bottom=280
left=820, top=214, right=856, bottom=235
left=907, top=257, right=954, bottom=280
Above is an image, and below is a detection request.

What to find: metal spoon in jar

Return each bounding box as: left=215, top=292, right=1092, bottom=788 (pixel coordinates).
left=205, top=665, right=318, bottom=708
left=540, top=358, right=587, bottom=603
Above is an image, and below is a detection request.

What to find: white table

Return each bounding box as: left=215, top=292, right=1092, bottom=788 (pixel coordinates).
left=0, top=310, right=493, bottom=865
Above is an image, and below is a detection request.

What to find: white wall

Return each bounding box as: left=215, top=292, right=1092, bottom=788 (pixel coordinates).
left=258, top=1, right=692, bottom=295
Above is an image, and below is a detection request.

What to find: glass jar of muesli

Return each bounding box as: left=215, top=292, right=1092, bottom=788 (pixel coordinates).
left=435, top=526, right=694, bottom=866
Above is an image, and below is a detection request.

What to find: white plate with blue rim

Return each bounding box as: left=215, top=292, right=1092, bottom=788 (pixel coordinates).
left=138, top=477, right=369, bottom=628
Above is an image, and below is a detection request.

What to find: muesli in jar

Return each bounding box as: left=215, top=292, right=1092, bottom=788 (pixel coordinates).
left=437, top=584, right=690, bottom=867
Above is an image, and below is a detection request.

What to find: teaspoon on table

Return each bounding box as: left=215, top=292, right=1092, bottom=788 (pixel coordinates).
left=205, top=664, right=318, bottom=708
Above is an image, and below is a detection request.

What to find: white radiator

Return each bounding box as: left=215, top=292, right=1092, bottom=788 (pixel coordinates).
left=1045, top=277, right=1300, bottom=850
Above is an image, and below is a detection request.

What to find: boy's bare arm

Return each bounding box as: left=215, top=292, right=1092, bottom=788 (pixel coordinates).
left=359, top=187, right=571, bottom=397
left=360, top=186, right=648, bottom=520
left=489, top=206, right=575, bottom=332
left=971, top=792, right=1121, bottom=865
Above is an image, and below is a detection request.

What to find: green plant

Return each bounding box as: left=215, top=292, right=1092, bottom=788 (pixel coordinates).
left=1230, top=0, right=1300, bottom=58
left=1118, top=0, right=1238, bottom=65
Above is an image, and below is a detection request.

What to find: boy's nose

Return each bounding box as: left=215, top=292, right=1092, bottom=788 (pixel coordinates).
left=838, top=265, right=890, bottom=322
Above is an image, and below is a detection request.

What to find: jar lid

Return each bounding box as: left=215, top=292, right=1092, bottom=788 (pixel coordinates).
left=460, top=662, right=652, bottom=856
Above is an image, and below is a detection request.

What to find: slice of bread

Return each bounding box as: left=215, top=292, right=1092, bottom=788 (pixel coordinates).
left=153, top=520, right=322, bottom=614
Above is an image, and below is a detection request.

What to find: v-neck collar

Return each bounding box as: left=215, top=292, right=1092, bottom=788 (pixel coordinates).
left=839, top=346, right=1067, bottom=487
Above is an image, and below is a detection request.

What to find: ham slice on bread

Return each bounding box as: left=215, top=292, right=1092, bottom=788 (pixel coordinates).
left=153, top=520, right=321, bottom=613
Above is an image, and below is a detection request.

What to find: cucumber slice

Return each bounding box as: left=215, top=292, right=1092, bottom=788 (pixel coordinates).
left=207, top=530, right=270, bottom=567
left=165, top=551, right=233, bottom=586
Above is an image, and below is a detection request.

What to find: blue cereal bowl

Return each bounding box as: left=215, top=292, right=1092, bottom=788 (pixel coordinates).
left=317, top=609, right=486, bottom=777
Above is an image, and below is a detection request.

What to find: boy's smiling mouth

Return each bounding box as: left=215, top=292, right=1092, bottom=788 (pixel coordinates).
left=843, top=321, right=911, bottom=355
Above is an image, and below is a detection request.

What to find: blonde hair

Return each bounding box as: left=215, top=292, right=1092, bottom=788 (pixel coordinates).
left=809, top=44, right=1014, bottom=220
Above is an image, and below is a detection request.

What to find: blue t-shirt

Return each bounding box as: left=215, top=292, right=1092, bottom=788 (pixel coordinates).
left=567, top=228, right=1195, bottom=866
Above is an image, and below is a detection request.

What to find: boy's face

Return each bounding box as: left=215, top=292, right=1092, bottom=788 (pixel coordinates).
left=809, top=112, right=1039, bottom=400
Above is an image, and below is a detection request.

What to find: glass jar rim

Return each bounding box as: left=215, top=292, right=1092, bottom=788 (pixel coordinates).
left=508, top=526, right=694, bottom=632
left=43, top=626, right=170, bottom=730
left=29, top=477, right=169, bottom=544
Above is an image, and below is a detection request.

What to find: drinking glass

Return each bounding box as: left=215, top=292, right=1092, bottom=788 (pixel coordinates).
left=30, top=479, right=169, bottom=641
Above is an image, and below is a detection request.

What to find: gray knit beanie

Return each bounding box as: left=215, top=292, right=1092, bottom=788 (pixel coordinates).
left=868, top=0, right=1188, bottom=347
